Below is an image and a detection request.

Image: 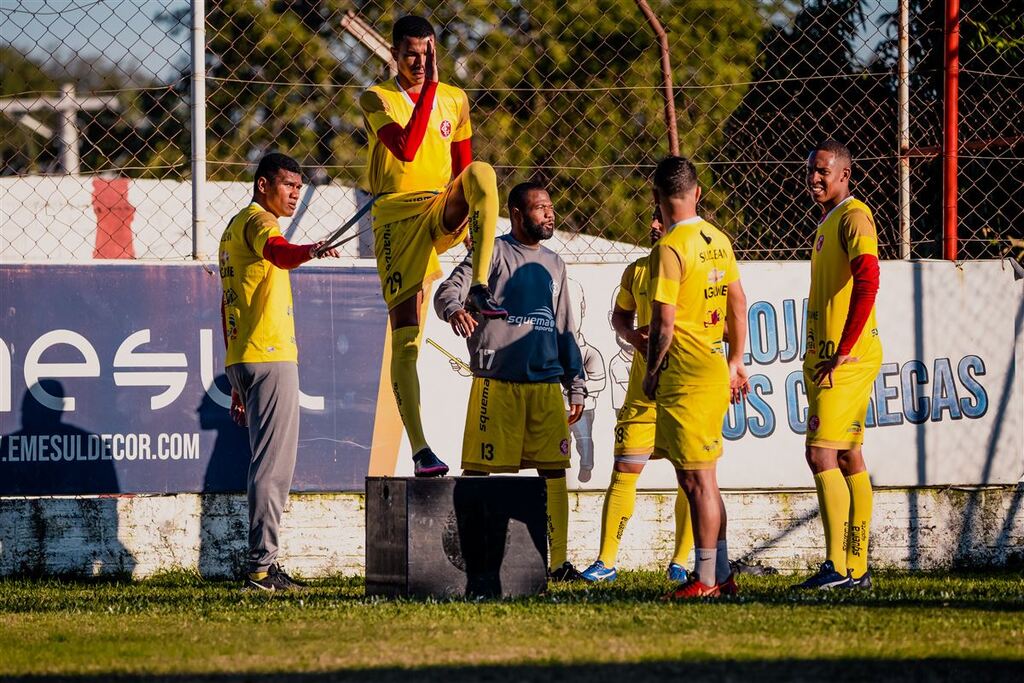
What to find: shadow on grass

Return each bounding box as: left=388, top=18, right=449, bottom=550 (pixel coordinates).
left=3, top=659, right=1023, bottom=683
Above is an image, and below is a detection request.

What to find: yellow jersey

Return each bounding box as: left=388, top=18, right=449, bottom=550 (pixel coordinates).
left=649, top=217, right=740, bottom=387
left=359, top=79, right=472, bottom=226
left=804, top=197, right=882, bottom=367
left=614, top=256, right=654, bottom=407
left=219, top=202, right=298, bottom=366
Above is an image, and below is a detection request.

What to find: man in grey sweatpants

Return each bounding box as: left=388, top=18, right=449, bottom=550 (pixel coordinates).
left=219, top=153, right=338, bottom=591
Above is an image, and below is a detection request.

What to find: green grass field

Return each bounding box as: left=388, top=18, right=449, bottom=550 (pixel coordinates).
left=1, top=570, right=1022, bottom=682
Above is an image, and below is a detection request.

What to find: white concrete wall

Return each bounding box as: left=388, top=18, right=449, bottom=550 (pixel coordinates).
left=1, top=487, right=1020, bottom=577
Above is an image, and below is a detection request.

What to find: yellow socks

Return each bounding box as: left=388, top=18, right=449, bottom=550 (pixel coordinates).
left=814, top=468, right=850, bottom=575
left=845, top=471, right=873, bottom=579
left=390, top=325, right=427, bottom=454
left=597, top=471, right=639, bottom=566
left=672, top=485, right=694, bottom=567
left=461, top=161, right=498, bottom=287
left=546, top=476, right=569, bottom=570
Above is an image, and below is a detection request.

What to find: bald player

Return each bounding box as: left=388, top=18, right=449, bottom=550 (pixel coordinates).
left=793, top=140, right=881, bottom=590
left=359, top=15, right=506, bottom=477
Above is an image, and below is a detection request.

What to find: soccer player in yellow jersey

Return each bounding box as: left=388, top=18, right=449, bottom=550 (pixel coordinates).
left=643, top=156, right=750, bottom=599
left=359, top=15, right=506, bottom=477
left=580, top=214, right=695, bottom=584
left=218, top=153, right=339, bottom=591
left=794, top=140, right=881, bottom=590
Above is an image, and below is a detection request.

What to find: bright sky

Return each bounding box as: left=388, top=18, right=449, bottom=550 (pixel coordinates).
left=1, top=0, right=190, bottom=83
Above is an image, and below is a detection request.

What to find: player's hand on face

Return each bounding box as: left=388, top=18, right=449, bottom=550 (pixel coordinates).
left=728, top=360, right=750, bottom=404
left=310, top=241, right=340, bottom=259
left=425, top=36, right=438, bottom=83
left=812, top=353, right=857, bottom=388
left=567, top=403, right=584, bottom=425
left=230, top=389, right=247, bottom=428
left=449, top=308, right=477, bottom=338
left=642, top=370, right=660, bottom=401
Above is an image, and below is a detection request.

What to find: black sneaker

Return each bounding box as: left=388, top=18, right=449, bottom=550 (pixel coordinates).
left=791, top=560, right=851, bottom=590
left=845, top=570, right=873, bottom=589
left=548, top=561, right=584, bottom=583
left=465, top=284, right=508, bottom=320
left=245, top=563, right=304, bottom=592
left=413, top=448, right=449, bottom=477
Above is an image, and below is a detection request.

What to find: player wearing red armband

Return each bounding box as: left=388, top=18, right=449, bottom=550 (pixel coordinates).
left=794, top=140, right=882, bottom=590
left=359, top=15, right=506, bottom=477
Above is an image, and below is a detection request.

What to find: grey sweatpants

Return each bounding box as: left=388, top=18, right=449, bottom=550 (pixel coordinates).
left=226, top=361, right=300, bottom=574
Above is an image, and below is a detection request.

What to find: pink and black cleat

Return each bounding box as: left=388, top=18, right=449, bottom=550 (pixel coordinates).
left=413, top=448, right=449, bottom=478
left=465, top=284, right=508, bottom=320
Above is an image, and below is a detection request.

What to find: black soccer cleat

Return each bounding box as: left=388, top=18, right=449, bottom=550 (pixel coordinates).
left=245, top=563, right=304, bottom=592
left=548, top=561, right=585, bottom=583
left=845, top=570, right=873, bottom=590
left=413, top=448, right=449, bottom=477
left=465, top=284, right=508, bottom=320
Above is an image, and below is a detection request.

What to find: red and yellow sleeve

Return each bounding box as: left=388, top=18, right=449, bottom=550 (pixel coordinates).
left=614, top=262, right=638, bottom=311
left=359, top=88, right=397, bottom=136
left=649, top=243, right=683, bottom=305
left=453, top=89, right=472, bottom=143
left=842, top=210, right=879, bottom=261
left=246, top=212, right=283, bottom=257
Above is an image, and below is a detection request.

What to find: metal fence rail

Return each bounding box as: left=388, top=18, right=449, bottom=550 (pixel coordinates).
left=0, top=1, right=1020, bottom=263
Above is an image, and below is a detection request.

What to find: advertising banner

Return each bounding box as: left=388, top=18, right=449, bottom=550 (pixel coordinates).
left=1, top=259, right=1021, bottom=494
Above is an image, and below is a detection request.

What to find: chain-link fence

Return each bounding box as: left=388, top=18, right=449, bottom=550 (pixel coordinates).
left=1, top=0, right=1021, bottom=263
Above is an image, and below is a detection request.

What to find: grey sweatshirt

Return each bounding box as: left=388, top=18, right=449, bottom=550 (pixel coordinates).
left=434, top=234, right=587, bottom=405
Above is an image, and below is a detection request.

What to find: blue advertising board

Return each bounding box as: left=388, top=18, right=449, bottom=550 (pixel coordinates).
left=0, top=264, right=388, bottom=494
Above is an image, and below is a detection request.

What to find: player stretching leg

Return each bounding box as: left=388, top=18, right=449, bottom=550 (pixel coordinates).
left=794, top=140, right=881, bottom=590
left=435, top=182, right=587, bottom=582
left=580, top=214, right=695, bottom=583
left=642, top=156, right=749, bottom=599
left=359, top=15, right=506, bottom=477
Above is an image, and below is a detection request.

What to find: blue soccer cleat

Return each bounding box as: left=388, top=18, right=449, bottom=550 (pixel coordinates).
left=580, top=560, right=618, bottom=583
left=667, top=562, right=689, bottom=583
left=792, top=560, right=852, bottom=590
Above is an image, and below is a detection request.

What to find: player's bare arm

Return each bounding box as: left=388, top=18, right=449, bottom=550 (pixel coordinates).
left=725, top=279, right=750, bottom=403
left=611, top=306, right=648, bottom=356
left=643, top=301, right=675, bottom=400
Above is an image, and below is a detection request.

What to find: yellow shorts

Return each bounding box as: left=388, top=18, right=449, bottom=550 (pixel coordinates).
left=804, top=357, right=881, bottom=450
left=462, top=377, right=571, bottom=473
left=373, top=186, right=467, bottom=309
left=653, top=384, right=730, bottom=470
left=613, top=401, right=657, bottom=457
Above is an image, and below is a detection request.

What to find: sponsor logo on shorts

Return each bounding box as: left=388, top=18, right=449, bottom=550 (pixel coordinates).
left=560, top=438, right=569, bottom=455
left=440, top=120, right=452, bottom=138
left=703, top=438, right=720, bottom=452
left=815, top=234, right=825, bottom=252
left=808, top=415, right=820, bottom=431
left=507, top=306, right=556, bottom=331
left=478, top=378, right=491, bottom=432
left=848, top=421, right=863, bottom=434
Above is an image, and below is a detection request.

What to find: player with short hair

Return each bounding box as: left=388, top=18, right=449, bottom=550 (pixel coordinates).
left=794, top=140, right=881, bottom=590
left=580, top=214, right=695, bottom=584
left=359, top=14, right=506, bottom=478
left=219, top=152, right=339, bottom=591
left=435, top=181, right=586, bottom=581
left=643, top=155, right=749, bottom=599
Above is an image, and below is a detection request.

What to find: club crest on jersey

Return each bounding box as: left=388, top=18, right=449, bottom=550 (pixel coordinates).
left=703, top=308, right=722, bottom=328
left=808, top=415, right=821, bottom=431
left=439, top=120, right=452, bottom=138
left=815, top=235, right=825, bottom=252
left=560, top=439, right=569, bottom=455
